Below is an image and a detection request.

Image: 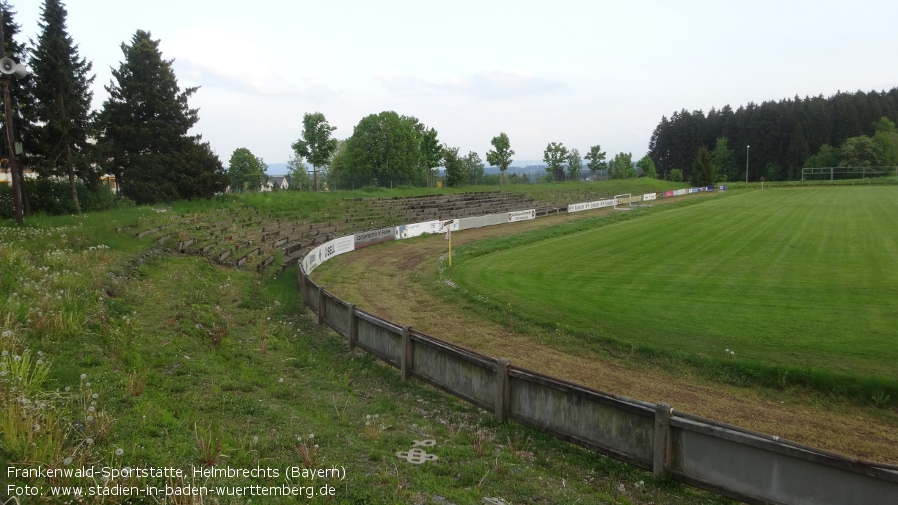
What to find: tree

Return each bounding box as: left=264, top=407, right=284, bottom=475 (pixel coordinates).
left=97, top=30, right=227, bottom=203
left=292, top=112, right=337, bottom=192
left=690, top=146, right=717, bottom=186
left=543, top=142, right=569, bottom=181
left=285, top=154, right=311, bottom=191
left=584, top=145, right=607, bottom=180
left=710, top=137, right=737, bottom=182
left=486, top=132, right=514, bottom=184
left=339, top=111, right=422, bottom=188
left=419, top=126, right=442, bottom=187
left=29, top=0, right=96, bottom=212
left=228, top=148, right=267, bottom=192
left=442, top=145, right=467, bottom=187
left=872, top=117, right=898, bottom=166
left=567, top=148, right=583, bottom=181
left=839, top=136, right=882, bottom=167
left=803, top=144, right=840, bottom=168
left=609, top=152, right=635, bottom=179
left=636, top=155, right=657, bottom=179
left=463, top=151, right=485, bottom=185
left=667, top=168, right=683, bottom=182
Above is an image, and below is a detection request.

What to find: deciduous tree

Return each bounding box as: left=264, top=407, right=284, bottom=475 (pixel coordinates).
left=543, top=142, right=569, bottom=181
left=339, top=111, right=422, bottom=188
left=486, top=132, right=514, bottom=184
left=584, top=145, right=607, bottom=180
left=567, top=148, right=583, bottom=181
left=228, top=148, right=267, bottom=192
left=463, top=151, right=485, bottom=185
left=636, top=155, right=657, bottom=179
left=442, top=145, right=467, bottom=187
left=292, top=112, right=337, bottom=191
left=609, top=152, right=635, bottom=179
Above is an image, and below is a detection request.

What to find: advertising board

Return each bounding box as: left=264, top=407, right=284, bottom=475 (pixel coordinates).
left=507, top=209, right=536, bottom=222
left=354, top=227, right=395, bottom=249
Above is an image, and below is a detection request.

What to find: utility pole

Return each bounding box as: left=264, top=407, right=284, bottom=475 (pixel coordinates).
left=0, top=11, right=28, bottom=224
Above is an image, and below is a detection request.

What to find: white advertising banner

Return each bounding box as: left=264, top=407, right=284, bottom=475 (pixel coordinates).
left=394, top=220, right=441, bottom=240
left=567, top=199, right=617, bottom=213
left=507, top=209, right=536, bottom=222
left=322, top=235, right=355, bottom=262
left=642, top=192, right=658, bottom=201
left=303, top=244, right=325, bottom=274
left=674, top=189, right=688, bottom=196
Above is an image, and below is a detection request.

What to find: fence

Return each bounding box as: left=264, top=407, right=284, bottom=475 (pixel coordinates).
left=297, top=194, right=898, bottom=504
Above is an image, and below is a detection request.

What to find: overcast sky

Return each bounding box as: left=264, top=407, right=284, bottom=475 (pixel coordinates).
left=13, top=0, right=898, bottom=169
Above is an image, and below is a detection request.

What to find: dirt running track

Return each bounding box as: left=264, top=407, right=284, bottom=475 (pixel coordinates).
left=311, top=210, right=898, bottom=465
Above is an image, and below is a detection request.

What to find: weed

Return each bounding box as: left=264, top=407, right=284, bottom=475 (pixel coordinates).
left=871, top=390, right=892, bottom=407
left=195, top=423, right=223, bottom=466
left=472, top=428, right=494, bottom=457
left=127, top=370, right=146, bottom=396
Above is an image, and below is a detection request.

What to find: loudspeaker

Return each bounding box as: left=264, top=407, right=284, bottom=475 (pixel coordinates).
left=0, top=58, right=15, bottom=74
left=0, top=58, right=26, bottom=79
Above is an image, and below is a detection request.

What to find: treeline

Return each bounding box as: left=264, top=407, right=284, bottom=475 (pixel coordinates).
left=648, top=88, right=898, bottom=182
left=1, top=1, right=227, bottom=222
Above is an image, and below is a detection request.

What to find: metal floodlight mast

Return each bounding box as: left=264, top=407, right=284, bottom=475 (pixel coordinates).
left=745, top=145, right=750, bottom=185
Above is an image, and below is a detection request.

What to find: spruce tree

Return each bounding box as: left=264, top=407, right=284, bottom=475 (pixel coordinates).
left=29, top=0, right=95, bottom=212
left=98, top=30, right=227, bottom=204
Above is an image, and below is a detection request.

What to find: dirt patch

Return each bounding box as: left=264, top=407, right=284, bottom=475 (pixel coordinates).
left=313, top=210, right=898, bottom=464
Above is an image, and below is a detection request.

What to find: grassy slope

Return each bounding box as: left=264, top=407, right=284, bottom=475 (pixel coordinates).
left=1, top=191, right=730, bottom=504
left=447, top=186, right=898, bottom=398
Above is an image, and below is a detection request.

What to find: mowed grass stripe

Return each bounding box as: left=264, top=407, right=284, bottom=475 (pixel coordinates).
left=450, top=186, right=898, bottom=382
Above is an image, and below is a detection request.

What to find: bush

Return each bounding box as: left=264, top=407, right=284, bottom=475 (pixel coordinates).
left=0, top=180, right=132, bottom=219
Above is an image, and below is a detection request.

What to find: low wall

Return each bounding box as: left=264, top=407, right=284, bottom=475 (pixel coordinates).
left=296, top=194, right=898, bottom=505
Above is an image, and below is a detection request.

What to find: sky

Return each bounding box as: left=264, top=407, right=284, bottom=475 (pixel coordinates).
left=12, top=0, right=898, bottom=171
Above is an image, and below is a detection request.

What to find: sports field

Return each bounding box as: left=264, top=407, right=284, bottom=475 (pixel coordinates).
left=449, top=186, right=898, bottom=392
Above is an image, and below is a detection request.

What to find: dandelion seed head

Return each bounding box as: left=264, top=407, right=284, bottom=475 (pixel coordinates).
left=115, top=448, right=124, bottom=456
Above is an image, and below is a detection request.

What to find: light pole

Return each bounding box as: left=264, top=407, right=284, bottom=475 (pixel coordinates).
left=745, top=145, right=750, bottom=186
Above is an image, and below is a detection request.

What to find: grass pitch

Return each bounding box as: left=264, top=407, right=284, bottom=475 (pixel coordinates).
left=448, top=186, right=898, bottom=401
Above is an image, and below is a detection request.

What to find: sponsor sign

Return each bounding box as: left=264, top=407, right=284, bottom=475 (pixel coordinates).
left=567, top=199, right=616, bottom=213
left=322, top=235, right=354, bottom=261
left=705, top=185, right=715, bottom=192
left=354, top=227, right=395, bottom=249
left=303, top=244, right=325, bottom=274
left=507, top=209, right=536, bottom=222
left=439, top=219, right=459, bottom=232
left=674, top=189, right=688, bottom=196
left=642, top=192, right=658, bottom=201
left=719, top=185, right=728, bottom=191
left=395, top=220, right=440, bottom=240
left=687, top=188, right=700, bottom=194
left=664, top=190, right=675, bottom=198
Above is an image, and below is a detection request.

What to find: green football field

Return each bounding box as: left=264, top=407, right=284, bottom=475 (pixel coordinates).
left=449, top=186, right=898, bottom=386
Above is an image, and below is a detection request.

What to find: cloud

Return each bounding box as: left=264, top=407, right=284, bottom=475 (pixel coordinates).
left=376, top=70, right=564, bottom=100
left=167, top=25, right=336, bottom=100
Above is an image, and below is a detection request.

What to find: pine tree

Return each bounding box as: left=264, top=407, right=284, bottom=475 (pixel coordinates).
left=29, top=0, right=95, bottom=212
left=690, top=146, right=716, bottom=186
left=98, top=30, right=227, bottom=204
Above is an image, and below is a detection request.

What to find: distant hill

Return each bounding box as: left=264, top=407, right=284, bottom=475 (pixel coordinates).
left=266, top=162, right=290, bottom=176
